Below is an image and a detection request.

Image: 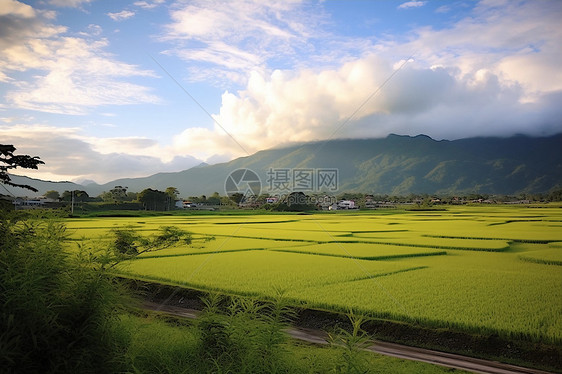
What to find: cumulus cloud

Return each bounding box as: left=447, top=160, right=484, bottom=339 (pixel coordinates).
left=0, top=1, right=159, bottom=114
left=0, top=125, right=203, bottom=184
left=170, top=55, right=403, bottom=159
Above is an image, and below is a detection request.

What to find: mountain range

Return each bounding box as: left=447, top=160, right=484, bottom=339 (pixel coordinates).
left=6, top=133, right=562, bottom=197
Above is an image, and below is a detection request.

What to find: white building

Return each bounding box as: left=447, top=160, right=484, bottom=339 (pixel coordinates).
left=337, top=200, right=356, bottom=209
left=176, top=200, right=197, bottom=208
left=13, top=197, right=56, bottom=209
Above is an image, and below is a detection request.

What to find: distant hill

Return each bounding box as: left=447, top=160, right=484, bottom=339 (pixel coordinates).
left=2, top=176, right=85, bottom=197
left=5, top=133, right=562, bottom=197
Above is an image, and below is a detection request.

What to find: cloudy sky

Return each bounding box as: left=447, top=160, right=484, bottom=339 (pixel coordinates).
left=1, top=0, right=561, bottom=183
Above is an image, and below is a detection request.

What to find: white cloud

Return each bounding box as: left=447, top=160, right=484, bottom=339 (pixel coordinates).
left=134, top=0, right=165, bottom=10
left=162, top=0, right=326, bottom=84
left=48, top=0, right=92, bottom=7
left=107, top=10, right=136, bottom=21
left=393, top=0, right=562, bottom=101
left=398, top=1, right=426, bottom=10
left=0, top=124, right=203, bottom=184
left=172, top=41, right=262, bottom=71
left=0, top=2, right=159, bottom=114
left=78, top=24, right=102, bottom=37
left=0, top=0, right=64, bottom=51
left=169, top=55, right=407, bottom=159
left=0, top=0, right=36, bottom=17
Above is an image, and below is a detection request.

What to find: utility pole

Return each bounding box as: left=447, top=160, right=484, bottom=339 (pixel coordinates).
left=71, top=190, right=74, bottom=215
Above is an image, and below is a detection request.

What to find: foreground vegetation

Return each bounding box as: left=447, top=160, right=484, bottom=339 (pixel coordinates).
left=0, top=211, right=126, bottom=373
left=121, top=304, right=465, bottom=374
left=1, top=210, right=473, bottom=373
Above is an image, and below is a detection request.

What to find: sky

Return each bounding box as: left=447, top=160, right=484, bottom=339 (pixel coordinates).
left=1, top=0, right=561, bottom=184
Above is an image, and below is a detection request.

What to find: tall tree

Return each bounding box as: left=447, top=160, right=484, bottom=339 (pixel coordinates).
left=207, top=192, right=221, bottom=205
left=99, top=191, right=114, bottom=203
left=74, top=190, right=89, bottom=202
left=44, top=190, right=60, bottom=200
left=109, top=186, right=128, bottom=203
left=0, top=144, right=44, bottom=192
left=138, top=188, right=167, bottom=211
left=165, top=187, right=179, bottom=210
left=126, top=191, right=138, bottom=201
left=165, top=187, right=179, bottom=198
left=61, top=190, right=72, bottom=202
left=61, top=190, right=89, bottom=202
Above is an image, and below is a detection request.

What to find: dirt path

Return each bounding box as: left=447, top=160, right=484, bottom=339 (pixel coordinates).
left=141, top=301, right=553, bottom=374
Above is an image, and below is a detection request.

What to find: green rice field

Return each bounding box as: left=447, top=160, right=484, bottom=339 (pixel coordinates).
left=64, top=205, right=562, bottom=344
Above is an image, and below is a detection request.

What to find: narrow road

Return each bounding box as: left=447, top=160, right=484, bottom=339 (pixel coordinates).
left=142, top=301, right=554, bottom=374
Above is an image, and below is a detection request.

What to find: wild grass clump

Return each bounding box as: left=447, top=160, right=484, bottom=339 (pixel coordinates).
left=328, top=310, right=373, bottom=374
left=194, top=291, right=298, bottom=373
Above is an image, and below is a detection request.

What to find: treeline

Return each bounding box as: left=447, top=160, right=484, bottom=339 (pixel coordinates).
left=310, top=190, right=562, bottom=204
left=41, top=187, right=243, bottom=212
left=44, top=186, right=181, bottom=212
left=38, top=187, right=562, bottom=213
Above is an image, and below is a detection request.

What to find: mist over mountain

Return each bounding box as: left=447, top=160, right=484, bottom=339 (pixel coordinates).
left=6, top=133, right=562, bottom=197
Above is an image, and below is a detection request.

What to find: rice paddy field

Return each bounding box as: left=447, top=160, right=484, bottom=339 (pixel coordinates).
left=64, top=205, right=562, bottom=345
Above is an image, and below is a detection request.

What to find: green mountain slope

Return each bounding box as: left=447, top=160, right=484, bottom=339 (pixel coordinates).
left=7, top=133, right=562, bottom=196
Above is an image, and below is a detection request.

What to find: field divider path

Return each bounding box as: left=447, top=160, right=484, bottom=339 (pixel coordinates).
left=134, top=247, right=266, bottom=260
left=424, top=234, right=553, bottom=244
left=141, top=301, right=553, bottom=374
left=196, top=233, right=509, bottom=252
left=269, top=247, right=447, bottom=261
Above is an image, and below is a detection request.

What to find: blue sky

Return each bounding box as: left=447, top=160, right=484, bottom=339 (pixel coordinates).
left=1, top=0, right=561, bottom=183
